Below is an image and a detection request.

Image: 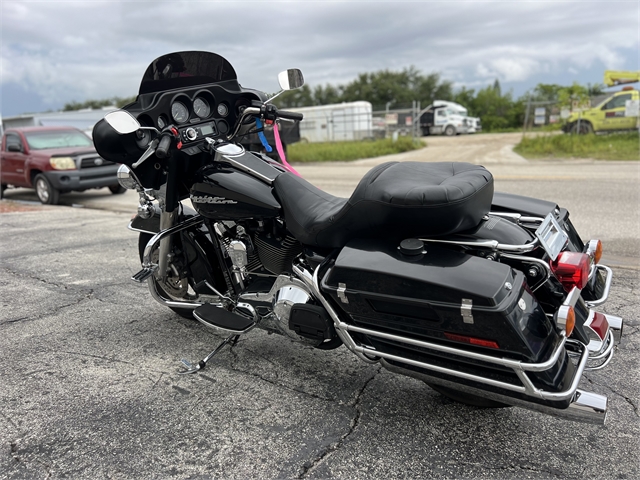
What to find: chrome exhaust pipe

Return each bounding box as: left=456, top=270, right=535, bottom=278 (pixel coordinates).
left=380, top=360, right=608, bottom=425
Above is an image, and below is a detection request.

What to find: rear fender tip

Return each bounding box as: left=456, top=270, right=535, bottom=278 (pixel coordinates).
left=605, top=314, right=623, bottom=344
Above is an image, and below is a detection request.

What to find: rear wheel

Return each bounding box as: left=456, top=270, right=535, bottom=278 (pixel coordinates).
left=0, top=184, right=6, bottom=199
left=138, top=233, right=197, bottom=320
left=426, top=382, right=510, bottom=408
left=34, top=174, right=60, bottom=205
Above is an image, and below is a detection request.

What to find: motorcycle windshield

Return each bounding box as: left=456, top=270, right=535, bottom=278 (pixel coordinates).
left=138, top=51, right=238, bottom=95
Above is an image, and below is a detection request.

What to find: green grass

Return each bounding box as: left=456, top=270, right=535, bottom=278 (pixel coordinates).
left=514, top=132, right=640, bottom=161
left=288, top=137, right=424, bottom=163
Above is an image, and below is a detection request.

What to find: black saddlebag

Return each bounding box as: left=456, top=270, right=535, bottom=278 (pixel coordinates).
left=321, top=239, right=558, bottom=363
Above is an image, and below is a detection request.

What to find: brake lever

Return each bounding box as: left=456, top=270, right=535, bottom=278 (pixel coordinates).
left=132, top=138, right=159, bottom=168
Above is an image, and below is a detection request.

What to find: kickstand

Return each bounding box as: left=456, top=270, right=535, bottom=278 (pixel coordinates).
left=179, top=334, right=240, bottom=374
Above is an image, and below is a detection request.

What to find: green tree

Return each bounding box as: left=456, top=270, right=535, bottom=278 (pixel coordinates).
left=340, top=67, right=452, bottom=109
left=557, top=82, right=590, bottom=109
left=492, top=79, right=501, bottom=96
left=273, top=84, right=315, bottom=108
left=530, top=83, right=564, bottom=102
left=313, top=84, right=342, bottom=105
left=473, top=85, right=523, bottom=131
left=452, top=87, right=477, bottom=115
left=63, top=96, right=136, bottom=111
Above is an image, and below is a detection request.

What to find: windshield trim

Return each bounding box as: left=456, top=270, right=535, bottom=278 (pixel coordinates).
left=139, top=51, right=238, bottom=95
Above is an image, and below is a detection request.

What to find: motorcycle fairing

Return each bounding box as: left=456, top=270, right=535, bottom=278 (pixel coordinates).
left=274, top=161, right=494, bottom=248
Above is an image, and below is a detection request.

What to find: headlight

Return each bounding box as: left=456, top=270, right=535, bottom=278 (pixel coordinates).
left=49, top=157, right=76, bottom=170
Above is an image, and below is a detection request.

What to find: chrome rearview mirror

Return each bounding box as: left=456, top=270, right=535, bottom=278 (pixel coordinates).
left=277, top=69, right=305, bottom=91
left=105, top=111, right=142, bottom=135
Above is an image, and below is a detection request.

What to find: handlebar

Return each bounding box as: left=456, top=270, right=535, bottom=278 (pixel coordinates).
left=277, top=110, right=303, bottom=121
left=228, top=105, right=304, bottom=141
left=156, top=134, right=172, bottom=159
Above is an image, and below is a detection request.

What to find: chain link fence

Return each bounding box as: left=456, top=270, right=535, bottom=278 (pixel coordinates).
left=290, top=101, right=424, bottom=144
left=371, top=102, right=422, bottom=142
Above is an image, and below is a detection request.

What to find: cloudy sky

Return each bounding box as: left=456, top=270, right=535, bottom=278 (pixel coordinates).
left=1, top=0, right=638, bottom=117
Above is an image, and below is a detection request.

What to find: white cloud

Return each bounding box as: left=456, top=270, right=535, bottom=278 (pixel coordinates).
left=0, top=0, right=638, bottom=115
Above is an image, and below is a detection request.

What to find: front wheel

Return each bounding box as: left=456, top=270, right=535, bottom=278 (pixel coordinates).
left=34, top=174, right=60, bottom=205
left=444, top=125, right=456, bottom=136
left=109, top=184, right=127, bottom=194
left=425, top=382, right=510, bottom=408
left=138, top=233, right=197, bottom=320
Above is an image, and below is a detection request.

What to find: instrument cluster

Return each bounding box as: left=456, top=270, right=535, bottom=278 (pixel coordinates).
left=152, top=91, right=230, bottom=135
left=135, top=85, right=259, bottom=151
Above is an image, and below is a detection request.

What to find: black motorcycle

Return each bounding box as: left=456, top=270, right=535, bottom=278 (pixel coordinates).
left=93, top=51, right=623, bottom=425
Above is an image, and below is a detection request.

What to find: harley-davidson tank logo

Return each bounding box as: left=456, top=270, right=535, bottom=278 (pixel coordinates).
left=190, top=194, right=238, bottom=205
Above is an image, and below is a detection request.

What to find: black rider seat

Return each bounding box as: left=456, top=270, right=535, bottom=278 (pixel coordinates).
left=273, top=161, right=494, bottom=248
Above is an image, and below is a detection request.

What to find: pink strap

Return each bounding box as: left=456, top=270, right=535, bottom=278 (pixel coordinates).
left=273, top=122, right=301, bottom=177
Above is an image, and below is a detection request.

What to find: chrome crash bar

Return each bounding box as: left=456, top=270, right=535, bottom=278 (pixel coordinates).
left=293, top=261, right=619, bottom=425
left=137, top=215, right=206, bottom=311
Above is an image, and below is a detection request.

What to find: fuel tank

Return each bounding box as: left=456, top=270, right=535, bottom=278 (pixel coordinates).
left=190, top=165, right=281, bottom=219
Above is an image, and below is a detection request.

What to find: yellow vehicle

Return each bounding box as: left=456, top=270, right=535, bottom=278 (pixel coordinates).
left=563, top=70, right=639, bottom=134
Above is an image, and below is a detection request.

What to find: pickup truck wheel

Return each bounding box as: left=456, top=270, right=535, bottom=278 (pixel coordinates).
left=571, top=121, right=593, bottom=135
left=444, top=125, right=456, bottom=136
left=0, top=184, right=6, bottom=199
left=34, top=174, right=60, bottom=205
left=108, top=184, right=127, bottom=194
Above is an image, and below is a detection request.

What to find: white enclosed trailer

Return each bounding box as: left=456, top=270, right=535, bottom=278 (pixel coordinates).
left=288, top=101, right=373, bottom=142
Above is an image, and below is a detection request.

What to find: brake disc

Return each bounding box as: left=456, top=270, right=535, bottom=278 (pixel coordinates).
left=150, top=250, right=189, bottom=299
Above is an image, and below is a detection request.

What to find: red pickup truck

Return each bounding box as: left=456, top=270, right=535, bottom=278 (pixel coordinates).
left=0, top=126, right=122, bottom=204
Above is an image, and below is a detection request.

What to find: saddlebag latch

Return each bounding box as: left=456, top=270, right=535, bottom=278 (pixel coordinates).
left=461, top=298, right=474, bottom=324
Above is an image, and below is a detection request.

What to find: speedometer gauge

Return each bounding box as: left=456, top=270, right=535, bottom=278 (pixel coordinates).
left=171, top=101, right=189, bottom=124
left=193, top=97, right=211, bottom=119
left=217, top=103, right=229, bottom=117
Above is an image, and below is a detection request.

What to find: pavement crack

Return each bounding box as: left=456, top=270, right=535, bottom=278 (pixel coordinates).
left=585, top=376, right=639, bottom=417
left=10, top=441, right=21, bottom=463
left=1, top=296, right=93, bottom=327
left=226, top=365, right=334, bottom=402
left=1, top=410, right=21, bottom=435
left=297, top=365, right=381, bottom=479
left=60, top=350, right=136, bottom=367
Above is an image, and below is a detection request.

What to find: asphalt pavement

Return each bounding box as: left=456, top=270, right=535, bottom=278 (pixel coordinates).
left=1, top=136, right=639, bottom=478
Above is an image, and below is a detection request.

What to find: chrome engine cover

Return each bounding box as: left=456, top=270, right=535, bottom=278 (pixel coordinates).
left=260, top=281, right=318, bottom=344
left=273, top=285, right=312, bottom=326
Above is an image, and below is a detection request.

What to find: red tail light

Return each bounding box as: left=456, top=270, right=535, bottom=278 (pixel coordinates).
left=444, top=332, right=499, bottom=349
left=587, top=311, right=610, bottom=340
left=550, top=251, right=590, bottom=291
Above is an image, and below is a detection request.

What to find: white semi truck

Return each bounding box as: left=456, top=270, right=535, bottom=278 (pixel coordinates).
left=419, top=100, right=480, bottom=136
